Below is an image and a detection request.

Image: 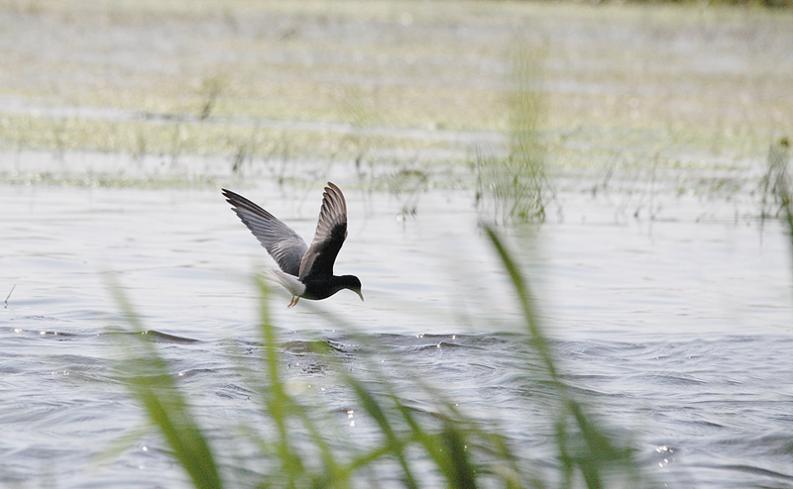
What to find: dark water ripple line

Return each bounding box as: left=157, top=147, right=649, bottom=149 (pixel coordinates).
left=106, top=329, right=202, bottom=344
left=693, top=463, right=793, bottom=483
left=411, top=340, right=471, bottom=351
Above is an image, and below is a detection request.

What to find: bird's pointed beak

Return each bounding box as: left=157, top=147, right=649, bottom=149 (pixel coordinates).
left=355, top=289, right=364, bottom=302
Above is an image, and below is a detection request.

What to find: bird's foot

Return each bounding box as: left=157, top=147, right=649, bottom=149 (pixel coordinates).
left=287, top=296, right=300, bottom=308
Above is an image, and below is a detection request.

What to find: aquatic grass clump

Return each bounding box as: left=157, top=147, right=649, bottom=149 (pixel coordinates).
left=766, top=137, right=793, bottom=267
left=112, top=227, right=647, bottom=489
left=197, top=74, right=228, bottom=121
left=760, top=137, right=791, bottom=221
left=476, top=48, right=554, bottom=224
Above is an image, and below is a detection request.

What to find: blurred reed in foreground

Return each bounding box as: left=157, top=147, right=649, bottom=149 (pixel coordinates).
left=112, top=226, right=647, bottom=488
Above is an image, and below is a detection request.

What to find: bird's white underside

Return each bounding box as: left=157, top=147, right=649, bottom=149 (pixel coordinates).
left=272, top=268, right=306, bottom=297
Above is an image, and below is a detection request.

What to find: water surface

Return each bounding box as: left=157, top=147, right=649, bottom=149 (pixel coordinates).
left=1, top=180, right=792, bottom=488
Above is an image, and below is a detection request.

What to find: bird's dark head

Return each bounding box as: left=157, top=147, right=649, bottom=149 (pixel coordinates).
left=338, top=275, right=364, bottom=301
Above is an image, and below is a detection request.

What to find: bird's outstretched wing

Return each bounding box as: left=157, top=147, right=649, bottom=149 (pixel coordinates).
left=298, top=182, right=348, bottom=280
left=222, top=188, right=307, bottom=276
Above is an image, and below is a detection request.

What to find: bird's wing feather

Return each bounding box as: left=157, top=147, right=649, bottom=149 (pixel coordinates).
left=298, top=182, right=348, bottom=280
left=222, top=188, right=307, bottom=276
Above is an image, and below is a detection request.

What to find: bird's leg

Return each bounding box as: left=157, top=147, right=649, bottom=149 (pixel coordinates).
left=287, top=296, right=300, bottom=308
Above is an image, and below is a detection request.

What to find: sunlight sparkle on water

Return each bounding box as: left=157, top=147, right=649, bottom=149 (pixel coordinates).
left=347, top=409, right=355, bottom=428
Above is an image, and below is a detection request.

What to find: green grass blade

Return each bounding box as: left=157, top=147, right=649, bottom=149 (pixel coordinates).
left=483, top=228, right=645, bottom=488
left=345, top=376, right=420, bottom=489
left=255, top=276, right=303, bottom=487
left=109, top=280, right=223, bottom=489
left=440, top=420, right=478, bottom=489
left=483, top=226, right=558, bottom=383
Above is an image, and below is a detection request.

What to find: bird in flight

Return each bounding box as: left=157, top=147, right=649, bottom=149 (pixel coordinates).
left=222, top=182, right=363, bottom=308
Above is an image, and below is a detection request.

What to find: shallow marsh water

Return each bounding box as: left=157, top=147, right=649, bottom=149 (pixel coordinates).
left=1, top=176, right=793, bottom=488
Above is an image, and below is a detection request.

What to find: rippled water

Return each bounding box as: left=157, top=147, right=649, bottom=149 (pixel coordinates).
left=2, top=180, right=793, bottom=488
